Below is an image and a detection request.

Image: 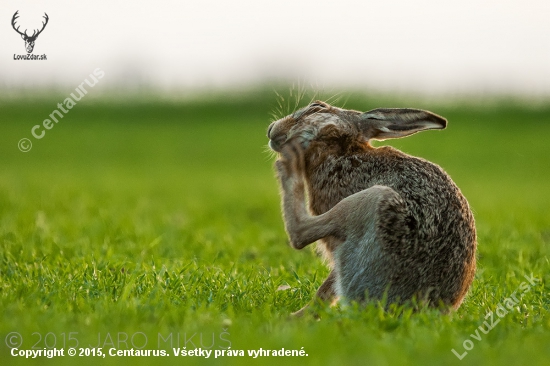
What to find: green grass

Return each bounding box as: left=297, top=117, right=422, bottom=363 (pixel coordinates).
left=1, top=91, right=549, bottom=365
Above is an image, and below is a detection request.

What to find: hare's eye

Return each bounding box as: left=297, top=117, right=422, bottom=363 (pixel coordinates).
left=308, top=102, right=329, bottom=113
left=310, top=102, right=326, bottom=108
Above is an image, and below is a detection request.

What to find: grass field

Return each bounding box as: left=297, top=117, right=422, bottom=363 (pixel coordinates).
left=1, top=90, right=549, bottom=365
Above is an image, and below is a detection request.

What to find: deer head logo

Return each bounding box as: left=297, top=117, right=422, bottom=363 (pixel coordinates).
left=12, top=11, right=49, bottom=54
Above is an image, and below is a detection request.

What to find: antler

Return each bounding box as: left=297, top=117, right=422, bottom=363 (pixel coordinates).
left=29, top=13, right=49, bottom=39
left=11, top=10, right=27, bottom=37
left=12, top=11, right=49, bottom=39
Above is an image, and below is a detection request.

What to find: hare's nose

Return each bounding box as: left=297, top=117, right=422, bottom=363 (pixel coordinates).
left=267, top=123, right=274, bottom=138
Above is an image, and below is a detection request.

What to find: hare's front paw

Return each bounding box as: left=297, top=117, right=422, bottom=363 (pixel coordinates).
left=275, top=159, right=290, bottom=182
left=276, top=140, right=305, bottom=180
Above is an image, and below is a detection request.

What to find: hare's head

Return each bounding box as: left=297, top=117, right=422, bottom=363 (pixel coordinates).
left=267, top=101, right=447, bottom=153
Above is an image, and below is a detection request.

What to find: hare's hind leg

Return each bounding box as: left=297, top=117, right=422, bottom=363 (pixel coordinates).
left=287, top=185, right=400, bottom=315
left=332, top=185, right=403, bottom=302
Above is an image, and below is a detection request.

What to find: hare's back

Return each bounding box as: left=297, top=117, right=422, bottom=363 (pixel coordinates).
left=368, top=147, right=476, bottom=306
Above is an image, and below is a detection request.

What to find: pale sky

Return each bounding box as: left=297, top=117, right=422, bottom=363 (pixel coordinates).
left=1, top=0, right=549, bottom=95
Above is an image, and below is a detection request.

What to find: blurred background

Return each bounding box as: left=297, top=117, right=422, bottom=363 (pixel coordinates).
left=1, top=0, right=549, bottom=95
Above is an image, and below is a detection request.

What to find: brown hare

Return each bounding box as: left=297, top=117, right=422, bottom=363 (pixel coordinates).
left=268, top=101, right=476, bottom=315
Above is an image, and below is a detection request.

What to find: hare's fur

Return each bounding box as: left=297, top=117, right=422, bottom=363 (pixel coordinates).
left=268, top=101, right=477, bottom=315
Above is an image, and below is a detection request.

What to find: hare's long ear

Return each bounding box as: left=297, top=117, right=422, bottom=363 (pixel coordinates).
left=358, top=108, right=447, bottom=140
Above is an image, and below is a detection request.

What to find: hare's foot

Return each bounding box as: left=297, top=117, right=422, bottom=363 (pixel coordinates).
left=291, top=270, right=337, bottom=318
